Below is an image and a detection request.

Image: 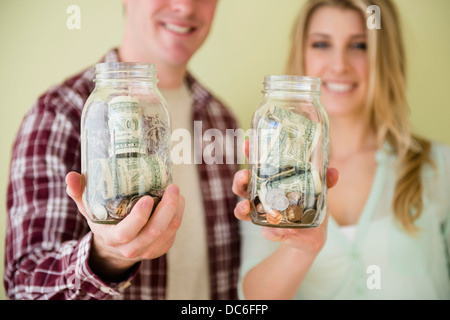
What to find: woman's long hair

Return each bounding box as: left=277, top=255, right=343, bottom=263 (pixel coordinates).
left=286, top=0, right=433, bottom=234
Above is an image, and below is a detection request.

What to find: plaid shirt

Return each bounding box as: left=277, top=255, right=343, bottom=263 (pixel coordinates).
left=5, top=49, right=240, bottom=300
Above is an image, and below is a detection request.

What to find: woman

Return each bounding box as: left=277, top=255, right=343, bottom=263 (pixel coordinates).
left=232, top=0, right=450, bottom=299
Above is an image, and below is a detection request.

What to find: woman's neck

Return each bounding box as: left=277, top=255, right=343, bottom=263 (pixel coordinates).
left=329, top=114, right=378, bottom=162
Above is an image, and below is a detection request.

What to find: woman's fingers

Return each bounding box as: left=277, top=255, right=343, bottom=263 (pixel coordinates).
left=232, top=169, right=249, bottom=199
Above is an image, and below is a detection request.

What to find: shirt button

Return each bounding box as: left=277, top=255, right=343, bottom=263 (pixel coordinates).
left=100, top=286, right=111, bottom=294
left=119, top=281, right=131, bottom=291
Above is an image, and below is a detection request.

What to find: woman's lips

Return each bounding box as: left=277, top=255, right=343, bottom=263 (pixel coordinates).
left=323, top=81, right=356, bottom=93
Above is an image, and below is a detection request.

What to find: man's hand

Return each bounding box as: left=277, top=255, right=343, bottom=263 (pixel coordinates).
left=66, top=172, right=185, bottom=281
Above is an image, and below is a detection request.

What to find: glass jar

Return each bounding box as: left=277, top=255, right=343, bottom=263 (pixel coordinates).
left=247, top=75, right=329, bottom=228
left=81, top=62, right=172, bottom=224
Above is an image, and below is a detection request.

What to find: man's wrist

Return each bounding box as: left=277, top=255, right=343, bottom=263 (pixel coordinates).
left=88, top=234, right=140, bottom=283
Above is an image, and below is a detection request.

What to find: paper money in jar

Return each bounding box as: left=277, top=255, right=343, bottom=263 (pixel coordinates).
left=86, top=154, right=168, bottom=221
left=247, top=75, right=329, bottom=229
left=81, top=62, right=172, bottom=224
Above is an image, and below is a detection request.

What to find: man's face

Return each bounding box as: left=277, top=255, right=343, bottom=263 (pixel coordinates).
left=123, top=0, right=218, bottom=68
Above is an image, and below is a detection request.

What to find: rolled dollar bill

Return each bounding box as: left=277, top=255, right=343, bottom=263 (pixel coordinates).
left=88, top=154, right=168, bottom=200
left=257, top=105, right=321, bottom=168
left=108, top=96, right=146, bottom=156
left=267, top=169, right=321, bottom=195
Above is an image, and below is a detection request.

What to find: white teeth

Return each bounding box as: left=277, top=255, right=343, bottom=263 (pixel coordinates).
left=164, top=23, right=192, bottom=34
left=325, top=82, right=354, bottom=93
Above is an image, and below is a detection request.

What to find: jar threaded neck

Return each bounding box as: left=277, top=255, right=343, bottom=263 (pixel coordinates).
left=263, top=75, right=321, bottom=93
left=94, top=62, right=157, bottom=82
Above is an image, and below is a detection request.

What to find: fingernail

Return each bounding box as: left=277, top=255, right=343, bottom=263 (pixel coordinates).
left=141, top=196, right=154, bottom=210
left=167, top=184, right=180, bottom=196
left=240, top=200, right=249, bottom=211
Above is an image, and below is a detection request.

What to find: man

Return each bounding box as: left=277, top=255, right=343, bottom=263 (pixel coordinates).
left=5, top=0, right=240, bottom=300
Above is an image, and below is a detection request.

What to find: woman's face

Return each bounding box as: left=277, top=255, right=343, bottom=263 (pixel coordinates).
left=304, top=6, right=369, bottom=118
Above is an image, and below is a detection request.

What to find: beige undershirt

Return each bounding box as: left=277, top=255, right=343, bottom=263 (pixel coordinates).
left=161, top=83, right=210, bottom=300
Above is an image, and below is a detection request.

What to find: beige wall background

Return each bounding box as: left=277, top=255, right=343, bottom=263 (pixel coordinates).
left=0, top=0, right=449, bottom=300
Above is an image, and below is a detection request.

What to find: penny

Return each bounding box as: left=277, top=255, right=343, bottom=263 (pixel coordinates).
left=256, top=202, right=266, bottom=213
left=286, top=191, right=302, bottom=205
left=266, top=209, right=282, bottom=225
left=285, top=204, right=303, bottom=222
left=301, top=209, right=317, bottom=225
left=106, top=199, right=129, bottom=219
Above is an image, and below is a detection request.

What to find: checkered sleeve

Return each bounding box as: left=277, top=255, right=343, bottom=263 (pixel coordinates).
left=4, top=85, right=134, bottom=300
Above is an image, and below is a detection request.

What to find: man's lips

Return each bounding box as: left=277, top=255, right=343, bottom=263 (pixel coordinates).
left=162, top=22, right=196, bottom=35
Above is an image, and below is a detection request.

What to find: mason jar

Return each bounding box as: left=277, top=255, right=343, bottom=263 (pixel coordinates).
left=247, top=75, right=329, bottom=228
left=81, top=62, right=172, bottom=224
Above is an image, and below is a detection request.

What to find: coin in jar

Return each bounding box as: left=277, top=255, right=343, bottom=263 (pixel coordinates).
left=266, top=188, right=289, bottom=211
left=256, top=202, right=266, bottom=213
left=106, top=198, right=124, bottom=219
left=127, top=195, right=161, bottom=215
left=286, top=191, right=302, bottom=205
left=302, top=194, right=317, bottom=209
left=266, top=209, right=283, bottom=225
left=111, top=199, right=129, bottom=219
left=285, top=204, right=303, bottom=222
left=301, top=209, right=316, bottom=225
left=91, top=203, right=108, bottom=221
left=126, top=195, right=141, bottom=215
left=316, top=193, right=325, bottom=212
left=265, top=188, right=285, bottom=205
left=271, top=195, right=289, bottom=211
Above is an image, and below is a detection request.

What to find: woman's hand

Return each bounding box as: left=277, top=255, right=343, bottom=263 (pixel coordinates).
left=232, top=140, right=339, bottom=255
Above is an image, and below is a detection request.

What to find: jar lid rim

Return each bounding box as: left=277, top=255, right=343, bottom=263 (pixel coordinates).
left=264, top=75, right=321, bottom=83
left=95, top=62, right=157, bottom=72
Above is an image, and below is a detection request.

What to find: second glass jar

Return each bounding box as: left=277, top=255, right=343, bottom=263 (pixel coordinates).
left=247, top=75, right=329, bottom=228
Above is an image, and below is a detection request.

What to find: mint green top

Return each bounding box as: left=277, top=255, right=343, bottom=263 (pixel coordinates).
left=239, top=142, right=450, bottom=299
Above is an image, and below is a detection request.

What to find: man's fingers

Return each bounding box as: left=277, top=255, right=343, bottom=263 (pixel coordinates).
left=65, top=171, right=88, bottom=218
left=140, top=184, right=183, bottom=242
left=110, top=195, right=155, bottom=246
left=65, top=171, right=84, bottom=200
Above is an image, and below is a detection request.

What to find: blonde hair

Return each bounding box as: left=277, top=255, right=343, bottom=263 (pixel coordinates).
left=286, top=0, right=433, bottom=234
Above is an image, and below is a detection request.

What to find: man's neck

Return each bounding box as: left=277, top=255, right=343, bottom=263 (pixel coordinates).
left=117, top=46, right=187, bottom=90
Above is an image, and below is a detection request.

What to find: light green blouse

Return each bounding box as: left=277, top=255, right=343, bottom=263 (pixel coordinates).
left=239, top=142, right=450, bottom=299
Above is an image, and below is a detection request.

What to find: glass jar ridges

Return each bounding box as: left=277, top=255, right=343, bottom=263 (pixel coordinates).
left=81, top=62, right=172, bottom=224
left=247, top=75, right=329, bottom=228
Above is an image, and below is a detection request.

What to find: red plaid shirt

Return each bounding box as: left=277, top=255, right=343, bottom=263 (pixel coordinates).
left=5, top=49, right=240, bottom=300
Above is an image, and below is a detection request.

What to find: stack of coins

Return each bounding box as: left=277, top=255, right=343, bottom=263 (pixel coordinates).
left=94, top=195, right=161, bottom=222
left=254, top=188, right=322, bottom=226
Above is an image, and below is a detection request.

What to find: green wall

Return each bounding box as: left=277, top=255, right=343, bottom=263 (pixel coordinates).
left=1, top=0, right=449, bottom=299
